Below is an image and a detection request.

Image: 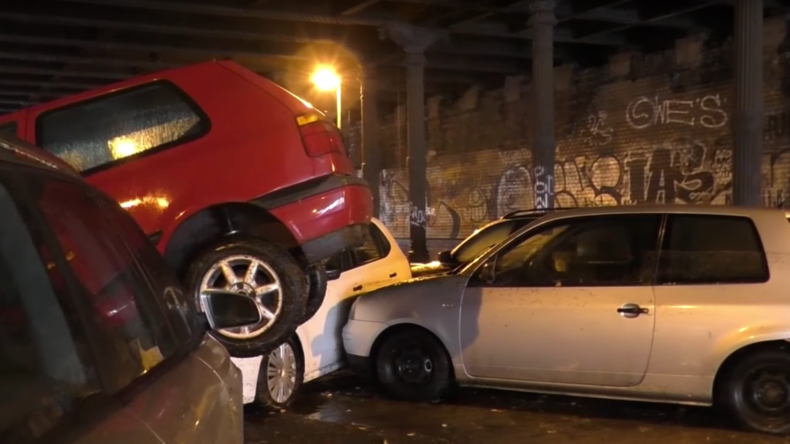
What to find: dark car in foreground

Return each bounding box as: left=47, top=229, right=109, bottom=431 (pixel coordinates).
left=0, top=135, right=262, bottom=444
left=410, top=209, right=557, bottom=277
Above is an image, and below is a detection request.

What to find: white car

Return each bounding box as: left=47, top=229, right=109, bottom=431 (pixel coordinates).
left=232, top=218, right=411, bottom=407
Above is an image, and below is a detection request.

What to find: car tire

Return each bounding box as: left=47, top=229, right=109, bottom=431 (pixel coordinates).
left=255, top=336, right=304, bottom=410
left=718, top=348, right=790, bottom=434
left=184, top=236, right=308, bottom=357
left=300, top=265, right=327, bottom=324
left=375, top=328, right=452, bottom=403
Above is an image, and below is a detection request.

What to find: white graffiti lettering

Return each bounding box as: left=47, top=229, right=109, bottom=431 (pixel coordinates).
left=626, top=94, right=728, bottom=130
left=584, top=111, right=613, bottom=147
left=410, top=203, right=428, bottom=228
left=534, top=166, right=555, bottom=210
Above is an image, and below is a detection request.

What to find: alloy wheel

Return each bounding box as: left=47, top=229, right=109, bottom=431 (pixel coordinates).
left=267, top=342, right=297, bottom=404
left=199, top=254, right=283, bottom=339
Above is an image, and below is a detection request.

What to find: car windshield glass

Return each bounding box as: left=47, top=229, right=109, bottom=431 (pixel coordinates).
left=451, top=217, right=538, bottom=265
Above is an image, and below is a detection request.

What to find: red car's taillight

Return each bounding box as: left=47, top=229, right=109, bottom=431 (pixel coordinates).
left=296, top=113, right=346, bottom=157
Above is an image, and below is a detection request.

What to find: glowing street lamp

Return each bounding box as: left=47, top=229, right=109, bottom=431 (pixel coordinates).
left=311, top=66, right=342, bottom=129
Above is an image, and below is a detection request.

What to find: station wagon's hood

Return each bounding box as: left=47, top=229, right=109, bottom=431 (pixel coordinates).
left=350, top=273, right=469, bottom=322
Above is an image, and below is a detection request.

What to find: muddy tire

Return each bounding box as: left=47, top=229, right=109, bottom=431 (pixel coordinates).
left=184, top=236, right=307, bottom=357
left=300, top=265, right=328, bottom=324
left=375, top=328, right=452, bottom=403
left=718, top=349, right=790, bottom=434
left=255, top=336, right=304, bottom=410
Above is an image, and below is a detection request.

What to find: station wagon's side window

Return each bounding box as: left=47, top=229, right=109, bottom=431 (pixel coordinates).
left=0, top=179, right=101, bottom=443
left=37, top=81, right=209, bottom=174
left=352, top=224, right=391, bottom=267
left=657, top=215, right=768, bottom=285
left=483, top=215, right=662, bottom=288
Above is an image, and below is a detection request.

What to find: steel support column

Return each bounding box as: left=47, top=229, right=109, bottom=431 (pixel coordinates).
left=381, top=23, right=446, bottom=263
left=360, top=70, right=381, bottom=218
left=530, top=0, right=556, bottom=209
left=733, top=0, right=763, bottom=206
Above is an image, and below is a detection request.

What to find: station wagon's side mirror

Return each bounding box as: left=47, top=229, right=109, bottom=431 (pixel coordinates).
left=199, top=289, right=262, bottom=330
left=326, top=267, right=341, bottom=281
left=437, top=250, right=453, bottom=264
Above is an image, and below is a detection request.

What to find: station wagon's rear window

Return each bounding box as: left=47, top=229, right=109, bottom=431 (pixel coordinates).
left=36, top=81, right=209, bottom=174
left=657, top=215, right=769, bottom=285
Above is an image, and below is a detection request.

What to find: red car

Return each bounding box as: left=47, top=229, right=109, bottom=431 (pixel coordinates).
left=0, top=60, right=372, bottom=354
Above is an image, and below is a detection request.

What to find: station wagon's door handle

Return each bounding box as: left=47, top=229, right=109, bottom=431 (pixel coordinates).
left=353, top=285, right=363, bottom=292
left=389, top=272, right=397, bottom=278
left=617, top=303, right=649, bottom=318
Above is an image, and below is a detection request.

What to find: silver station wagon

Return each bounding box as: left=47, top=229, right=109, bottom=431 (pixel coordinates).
left=343, top=205, right=790, bottom=435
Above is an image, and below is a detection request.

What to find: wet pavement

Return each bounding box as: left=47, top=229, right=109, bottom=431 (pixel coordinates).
left=245, top=371, right=790, bottom=444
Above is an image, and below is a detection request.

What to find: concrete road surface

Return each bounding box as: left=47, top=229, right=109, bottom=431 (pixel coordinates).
left=245, top=371, right=790, bottom=444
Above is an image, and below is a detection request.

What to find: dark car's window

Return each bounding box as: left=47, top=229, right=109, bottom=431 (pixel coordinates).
left=452, top=219, right=531, bottom=265
left=657, top=215, right=768, bottom=285
left=0, top=179, right=101, bottom=443
left=352, top=224, right=391, bottom=267
left=33, top=177, right=197, bottom=393
left=0, top=122, right=17, bottom=138
left=484, top=215, right=661, bottom=287
left=37, top=82, right=209, bottom=173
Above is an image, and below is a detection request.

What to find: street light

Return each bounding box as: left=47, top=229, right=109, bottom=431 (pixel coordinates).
left=311, top=66, right=342, bottom=129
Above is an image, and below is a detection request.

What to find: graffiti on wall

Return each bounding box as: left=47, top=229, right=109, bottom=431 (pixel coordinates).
left=583, top=111, right=614, bottom=147
left=625, top=94, right=728, bottom=130
left=379, top=90, right=790, bottom=239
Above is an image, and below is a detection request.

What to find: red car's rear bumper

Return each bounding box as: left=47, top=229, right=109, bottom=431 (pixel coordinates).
left=262, top=175, right=372, bottom=263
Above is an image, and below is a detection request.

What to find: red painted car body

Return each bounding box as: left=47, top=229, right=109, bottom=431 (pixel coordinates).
left=0, top=60, right=371, bottom=273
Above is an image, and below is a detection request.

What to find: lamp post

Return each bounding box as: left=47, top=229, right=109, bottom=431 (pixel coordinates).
left=311, top=66, right=342, bottom=129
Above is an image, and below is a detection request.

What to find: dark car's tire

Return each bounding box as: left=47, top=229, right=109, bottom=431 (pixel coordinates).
left=184, top=236, right=308, bottom=357
left=255, top=336, right=304, bottom=410
left=300, top=265, right=328, bottom=324
left=375, top=327, right=452, bottom=403
left=718, top=348, right=790, bottom=434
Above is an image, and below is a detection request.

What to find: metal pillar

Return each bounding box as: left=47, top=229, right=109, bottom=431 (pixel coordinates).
left=360, top=70, right=381, bottom=218
left=405, top=50, right=429, bottom=262
left=381, top=24, right=445, bottom=263
left=530, top=0, right=556, bottom=209
left=733, top=0, right=763, bottom=206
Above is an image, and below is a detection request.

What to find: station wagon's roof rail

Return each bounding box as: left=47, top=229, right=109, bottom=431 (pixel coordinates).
left=502, top=206, right=575, bottom=219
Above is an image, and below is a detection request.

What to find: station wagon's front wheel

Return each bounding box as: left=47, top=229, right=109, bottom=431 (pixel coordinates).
left=375, top=328, right=452, bottom=403
left=185, top=237, right=308, bottom=357
left=720, top=349, right=790, bottom=435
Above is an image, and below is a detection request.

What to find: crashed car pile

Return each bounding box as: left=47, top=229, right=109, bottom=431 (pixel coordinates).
left=4, top=60, right=790, bottom=444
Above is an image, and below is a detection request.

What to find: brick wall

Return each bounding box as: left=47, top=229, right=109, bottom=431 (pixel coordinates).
left=374, top=16, right=790, bottom=243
